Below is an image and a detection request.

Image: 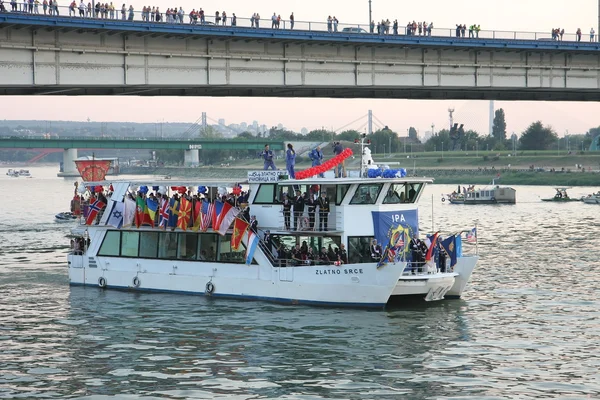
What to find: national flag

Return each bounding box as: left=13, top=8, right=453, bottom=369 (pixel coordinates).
left=231, top=218, right=249, bottom=250
left=212, top=200, right=225, bottom=231
left=158, top=198, right=169, bottom=229
left=425, top=232, right=440, bottom=261
left=192, top=200, right=202, bottom=232
left=85, top=198, right=106, bottom=225
left=217, top=206, right=241, bottom=236
left=107, top=201, right=124, bottom=229
left=177, top=197, right=192, bottom=231
left=134, top=196, right=146, bottom=228
left=201, top=201, right=214, bottom=232
left=466, top=227, right=477, bottom=244
left=168, top=198, right=179, bottom=228
left=245, top=230, right=259, bottom=265
left=144, top=198, right=158, bottom=227
left=123, top=197, right=136, bottom=227
left=441, top=235, right=458, bottom=268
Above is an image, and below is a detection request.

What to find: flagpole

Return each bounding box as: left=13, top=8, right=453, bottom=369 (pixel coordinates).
left=431, top=194, right=434, bottom=233
left=475, top=220, right=479, bottom=256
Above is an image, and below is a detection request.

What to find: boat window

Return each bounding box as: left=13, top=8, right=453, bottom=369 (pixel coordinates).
left=199, top=234, right=218, bottom=261
left=158, top=232, right=178, bottom=259
left=98, top=230, right=121, bottom=256
left=121, top=231, right=140, bottom=257
left=139, top=232, right=159, bottom=258
left=336, top=184, right=350, bottom=205
left=254, top=184, right=276, bottom=204
left=178, top=233, right=198, bottom=260
left=404, top=183, right=423, bottom=203
left=219, top=234, right=246, bottom=264
left=350, top=184, right=382, bottom=205
left=383, top=183, right=407, bottom=204
left=348, top=236, right=373, bottom=264
left=476, top=193, right=480, bottom=198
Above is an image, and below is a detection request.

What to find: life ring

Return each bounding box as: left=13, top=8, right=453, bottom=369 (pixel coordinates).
left=98, top=277, right=107, bottom=288
left=441, top=197, right=446, bottom=202
left=205, top=281, right=215, bottom=295
left=132, top=276, right=141, bottom=288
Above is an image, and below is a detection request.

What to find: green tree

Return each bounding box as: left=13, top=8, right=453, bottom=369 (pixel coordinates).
left=199, top=125, right=223, bottom=138
left=492, top=108, right=507, bottom=142
left=306, top=129, right=335, bottom=142
left=235, top=131, right=255, bottom=140
left=519, top=121, right=558, bottom=150
left=336, top=130, right=361, bottom=142
left=423, top=129, right=451, bottom=152
left=408, top=127, right=418, bottom=141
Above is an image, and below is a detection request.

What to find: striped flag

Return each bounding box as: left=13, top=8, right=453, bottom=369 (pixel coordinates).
left=159, top=198, right=169, bottom=229
left=466, top=227, right=477, bottom=243
left=201, top=201, right=214, bottom=232
left=245, top=230, right=259, bottom=265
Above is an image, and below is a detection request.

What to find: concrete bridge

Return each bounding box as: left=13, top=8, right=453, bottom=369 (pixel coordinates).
left=1, top=14, right=600, bottom=100
left=0, top=136, right=285, bottom=173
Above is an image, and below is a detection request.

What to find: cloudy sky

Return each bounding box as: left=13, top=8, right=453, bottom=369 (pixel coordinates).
left=1, top=0, right=599, bottom=136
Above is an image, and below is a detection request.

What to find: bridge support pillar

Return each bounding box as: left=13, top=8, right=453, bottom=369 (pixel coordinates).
left=58, top=148, right=79, bottom=177
left=184, top=149, right=199, bottom=167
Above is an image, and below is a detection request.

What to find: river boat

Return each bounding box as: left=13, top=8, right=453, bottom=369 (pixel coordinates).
left=6, top=168, right=31, bottom=177
left=541, top=188, right=582, bottom=202
left=444, top=185, right=516, bottom=205
left=67, top=173, right=478, bottom=309
left=582, top=191, right=600, bottom=204
left=56, top=212, right=78, bottom=221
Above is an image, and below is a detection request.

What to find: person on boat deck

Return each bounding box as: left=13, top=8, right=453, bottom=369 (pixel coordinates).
left=339, top=244, right=348, bottom=264
left=437, top=240, right=448, bottom=273
left=409, top=235, right=427, bottom=273
left=242, top=206, right=250, bottom=223
left=317, top=191, right=330, bottom=231
left=333, top=141, right=345, bottom=178
left=370, top=239, right=382, bottom=262
left=407, top=185, right=417, bottom=202
left=309, top=146, right=325, bottom=177
left=250, top=215, right=258, bottom=233
left=262, top=144, right=276, bottom=170
left=293, top=190, right=305, bottom=230
left=319, top=247, right=331, bottom=265
left=286, top=143, right=296, bottom=179
left=282, top=194, right=292, bottom=230
left=306, top=191, right=317, bottom=230
left=384, top=189, right=401, bottom=203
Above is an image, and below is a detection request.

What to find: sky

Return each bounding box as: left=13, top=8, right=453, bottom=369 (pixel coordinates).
left=1, top=0, right=599, bottom=137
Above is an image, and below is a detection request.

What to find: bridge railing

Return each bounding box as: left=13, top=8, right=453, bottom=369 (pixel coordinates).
left=3, top=6, right=596, bottom=44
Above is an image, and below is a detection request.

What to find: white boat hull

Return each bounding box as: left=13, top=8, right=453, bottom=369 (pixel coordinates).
left=68, top=254, right=406, bottom=308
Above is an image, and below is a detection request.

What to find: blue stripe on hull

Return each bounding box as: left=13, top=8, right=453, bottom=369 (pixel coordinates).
left=69, top=282, right=387, bottom=309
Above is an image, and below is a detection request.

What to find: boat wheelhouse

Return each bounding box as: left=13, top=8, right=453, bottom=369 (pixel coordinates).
left=445, top=185, right=516, bottom=205
left=67, top=174, right=478, bottom=309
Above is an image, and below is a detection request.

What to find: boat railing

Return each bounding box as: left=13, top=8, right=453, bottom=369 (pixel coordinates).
left=401, top=260, right=454, bottom=276
left=276, top=210, right=342, bottom=232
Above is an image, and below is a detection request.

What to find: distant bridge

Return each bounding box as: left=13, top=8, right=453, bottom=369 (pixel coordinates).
left=0, top=136, right=285, bottom=174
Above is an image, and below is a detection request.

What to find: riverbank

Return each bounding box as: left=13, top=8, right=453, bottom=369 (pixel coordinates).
left=119, top=166, right=600, bottom=186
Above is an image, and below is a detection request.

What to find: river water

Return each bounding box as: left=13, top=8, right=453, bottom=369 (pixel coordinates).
left=1, top=167, right=599, bottom=399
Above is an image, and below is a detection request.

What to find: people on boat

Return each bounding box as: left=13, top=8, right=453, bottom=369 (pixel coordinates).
left=333, top=141, right=346, bottom=178
left=306, top=191, right=317, bottom=230
left=370, top=239, right=382, bottom=262
left=317, top=191, right=330, bottom=231
left=262, top=144, right=276, bottom=170
left=409, top=234, right=427, bottom=273
left=285, top=143, right=296, bottom=178
left=309, top=146, right=324, bottom=177
left=282, top=193, right=292, bottom=230
left=249, top=215, right=258, bottom=233
left=293, top=189, right=304, bottom=230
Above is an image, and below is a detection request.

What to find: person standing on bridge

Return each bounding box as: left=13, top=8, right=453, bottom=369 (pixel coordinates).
left=231, top=13, right=236, bottom=26
left=290, top=12, right=294, bottom=29
left=262, top=144, right=277, bottom=170
left=286, top=144, right=296, bottom=179
left=590, top=27, right=595, bottom=42
left=127, top=4, right=133, bottom=21
left=576, top=28, right=582, bottom=42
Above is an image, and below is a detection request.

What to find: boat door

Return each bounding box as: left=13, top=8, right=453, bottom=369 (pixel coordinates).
left=69, top=252, right=85, bottom=283
left=279, top=266, right=294, bottom=282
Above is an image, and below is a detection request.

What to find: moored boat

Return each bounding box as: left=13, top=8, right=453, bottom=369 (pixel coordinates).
left=67, top=173, right=478, bottom=309
left=444, top=185, right=516, bottom=204
left=541, top=188, right=582, bottom=202
left=582, top=191, right=600, bottom=204
left=56, top=212, right=78, bottom=221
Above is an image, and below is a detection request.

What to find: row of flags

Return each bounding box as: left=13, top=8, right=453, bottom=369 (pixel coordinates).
left=230, top=218, right=259, bottom=265
left=100, top=198, right=240, bottom=236
left=377, top=227, right=477, bottom=269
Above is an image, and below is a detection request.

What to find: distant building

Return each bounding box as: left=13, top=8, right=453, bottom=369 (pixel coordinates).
left=218, top=118, right=225, bottom=126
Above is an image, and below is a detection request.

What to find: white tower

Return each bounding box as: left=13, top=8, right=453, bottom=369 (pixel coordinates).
left=489, top=100, right=495, bottom=136
left=448, top=108, right=455, bottom=130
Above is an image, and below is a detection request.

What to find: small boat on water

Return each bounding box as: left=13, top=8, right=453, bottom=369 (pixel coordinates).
left=56, top=212, right=78, bottom=221
left=541, top=188, right=582, bottom=202
left=6, top=169, right=32, bottom=178
left=444, top=185, right=516, bottom=205
left=66, top=171, right=479, bottom=309
left=582, top=191, right=600, bottom=204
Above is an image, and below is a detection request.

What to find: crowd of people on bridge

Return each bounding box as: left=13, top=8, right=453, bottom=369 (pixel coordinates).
left=1, top=2, right=598, bottom=44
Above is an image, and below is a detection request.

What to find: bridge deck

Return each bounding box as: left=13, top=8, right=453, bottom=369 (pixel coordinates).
left=1, top=13, right=599, bottom=53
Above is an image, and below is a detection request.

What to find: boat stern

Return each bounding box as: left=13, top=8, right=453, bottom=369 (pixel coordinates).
left=446, top=255, right=478, bottom=298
